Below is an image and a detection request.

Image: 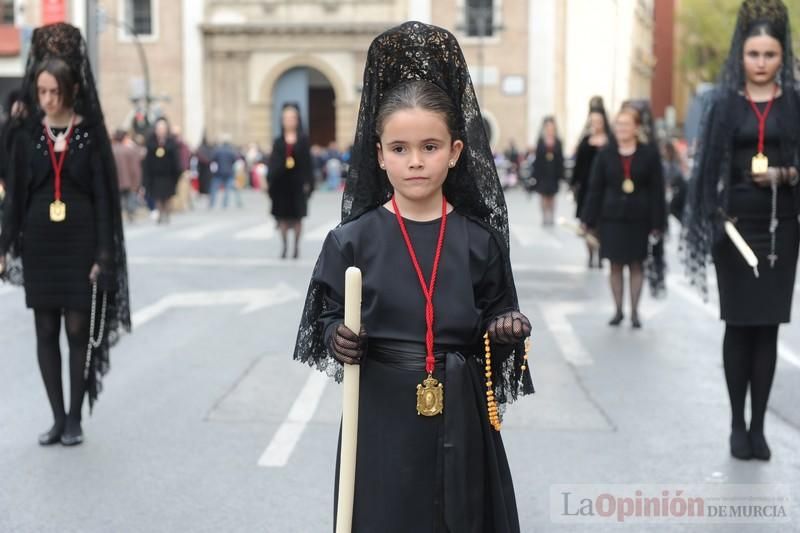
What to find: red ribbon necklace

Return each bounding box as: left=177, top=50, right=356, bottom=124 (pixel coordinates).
left=745, top=83, right=778, bottom=156
left=44, top=115, right=74, bottom=221
left=391, top=194, right=448, bottom=377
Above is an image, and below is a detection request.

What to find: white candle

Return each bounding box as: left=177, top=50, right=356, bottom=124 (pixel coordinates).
left=557, top=216, right=600, bottom=250
left=336, top=267, right=362, bottom=533
left=724, top=221, right=760, bottom=278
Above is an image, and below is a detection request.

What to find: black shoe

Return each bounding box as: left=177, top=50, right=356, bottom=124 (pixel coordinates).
left=280, top=247, right=287, bottom=260
left=60, top=419, right=83, bottom=446
left=38, top=422, right=65, bottom=446
left=608, top=311, right=624, bottom=326
left=631, top=315, right=642, bottom=329
left=749, top=431, right=771, bottom=461
left=730, top=428, right=752, bottom=460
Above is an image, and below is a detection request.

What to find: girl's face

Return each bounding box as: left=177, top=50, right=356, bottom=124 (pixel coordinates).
left=614, top=112, right=637, bottom=143
left=544, top=121, right=556, bottom=139
left=743, top=34, right=782, bottom=86
left=37, top=71, right=66, bottom=118
left=589, top=112, right=605, bottom=134
left=282, top=107, right=300, bottom=131
left=377, top=107, right=463, bottom=205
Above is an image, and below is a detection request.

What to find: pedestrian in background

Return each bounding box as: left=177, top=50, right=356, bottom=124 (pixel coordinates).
left=581, top=105, right=666, bottom=328
left=682, top=0, right=800, bottom=461
left=209, top=133, right=242, bottom=209
left=294, top=22, right=533, bottom=533
left=267, top=102, right=314, bottom=259
left=0, top=23, right=131, bottom=446
left=112, top=129, right=144, bottom=223
left=533, top=116, right=564, bottom=226
left=142, top=117, right=181, bottom=224
left=571, top=96, right=612, bottom=268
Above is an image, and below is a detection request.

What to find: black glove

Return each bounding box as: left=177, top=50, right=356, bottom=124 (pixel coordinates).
left=329, top=323, right=368, bottom=365
left=487, top=311, right=532, bottom=345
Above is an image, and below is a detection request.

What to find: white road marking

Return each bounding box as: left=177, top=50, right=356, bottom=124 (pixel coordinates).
left=305, top=219, right=339, bottom=241
left=258, top=371, right=329, bottom=467
left=131, top=283, right=301, bottom=328
left=234, top=223, right=275, bottom=241
left=123, top=225, right=160, bottom=239
left=509, top=223, right=564, bottom=249
left=538, top=301, right=594, bottom=366
left=128, top=256, right=316, bottom=268
left=168, top=221, right=239, bottom=241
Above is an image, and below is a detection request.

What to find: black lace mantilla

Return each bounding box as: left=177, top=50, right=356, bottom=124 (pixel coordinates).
left=0, top=23, right=131, bottom=411
left=680, top=0, right=800, bottom=300
left=293, top=21, right=533, bottom=408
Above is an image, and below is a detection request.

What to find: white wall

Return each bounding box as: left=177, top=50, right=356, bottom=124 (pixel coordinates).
left=407, top=0, right=432, bottom=23
left=527, top=0, right=558, bottom=148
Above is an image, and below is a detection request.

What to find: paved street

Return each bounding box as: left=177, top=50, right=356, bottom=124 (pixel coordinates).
left=1, top=188, right=799, bottom=532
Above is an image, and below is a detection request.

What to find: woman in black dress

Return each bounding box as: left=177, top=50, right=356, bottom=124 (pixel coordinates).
left=533, top=116, right=563, bottom=226
left=294, top=22, right=533, bottom=532
left=0, top=23, right=130, bottom=446
left=267, top=103, right=314, bottom=259
left=682, top=0, right=800, bottom=461
left=571, top=96, right=611, bottom=267
left=581, top=106, right=666, bottom=328
left=142, top=116, right=181, bottom=224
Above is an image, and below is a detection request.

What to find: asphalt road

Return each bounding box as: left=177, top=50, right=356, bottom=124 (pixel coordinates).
left=1, top=187, right=798, bottom=532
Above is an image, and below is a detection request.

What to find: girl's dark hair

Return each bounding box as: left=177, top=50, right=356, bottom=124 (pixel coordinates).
left=34, top=57, right=77, bottom=109
left=375, top=80, right=459, bottom=140
left=744, top=20, right=786, bottom=47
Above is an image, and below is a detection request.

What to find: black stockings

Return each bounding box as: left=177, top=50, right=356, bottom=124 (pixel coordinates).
left=609, top=262, right=644, bottom=318
left=723, top=324, right=779, bottom=434
left=34, top=309, right=90, bottom=425
left=278, top=220, right=302, bottom=259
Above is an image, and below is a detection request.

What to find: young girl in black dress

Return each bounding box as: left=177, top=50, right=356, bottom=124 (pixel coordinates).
left=294, top=22, right=534, bottom=533
left=0, top=23, right=130, bottom=446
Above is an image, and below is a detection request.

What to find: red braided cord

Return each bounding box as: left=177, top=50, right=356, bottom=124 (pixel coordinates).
left=391, top=195, right=448, bottom=374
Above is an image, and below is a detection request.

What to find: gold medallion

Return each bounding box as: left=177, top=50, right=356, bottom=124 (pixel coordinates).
left=416, top=374, right=444, bottom=416
left=622, top=178, right=635, bottom=194
left=546, top=152, right=554, bottom=161
left=751, top=152, right=768, bottom=175
left=50, top=200, right=66, bottom=222
left=286, top=156, right=296, bottom=169
left=156, top=147, right=166, bottom=158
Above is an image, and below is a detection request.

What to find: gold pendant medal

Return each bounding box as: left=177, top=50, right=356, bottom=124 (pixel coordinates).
left=50, top=200, right=66, bottom=222
left=752, top=153, right=769, bottom=175
left=546, top=152, right=554, bottom=161
left=155, top=147, right=166, bottom=158
left=416, top=374, right=444, bottom=416
left=285, top=156, right=296, bottom=169
left=622, top=178, right=635, bottom=194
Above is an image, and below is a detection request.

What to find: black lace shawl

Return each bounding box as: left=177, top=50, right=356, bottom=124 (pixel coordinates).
left=0, top=23, right=131, bottom=410
left=680, top=0, right=800, bottom=299
left=293, top=21, right=533, bottom=407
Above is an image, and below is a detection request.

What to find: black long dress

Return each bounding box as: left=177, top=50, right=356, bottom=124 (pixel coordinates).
left=712, top=95, right=800, bottom=325
left=14, top=122, right=112, bottom=311
left=581, top=143, right=666, bottom=263
left=314, top=206, right=520, bottom=533
left=142, top=138, right=181, bottom=202
left=267, top=136, right=314, bottom=220
left=533, top=139, right=563, bottom=196
left=571, top=136, right=600, bottom=218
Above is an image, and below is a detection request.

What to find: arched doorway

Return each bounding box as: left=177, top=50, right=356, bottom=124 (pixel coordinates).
left=272, top=67, right=336, bottom=146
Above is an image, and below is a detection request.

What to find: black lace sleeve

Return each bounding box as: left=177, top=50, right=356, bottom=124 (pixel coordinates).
left=0, top=130, right=28, bottom=258
left=90, top=130, right=113, bottom=272
left=581, top=150, right=606, bottom=228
